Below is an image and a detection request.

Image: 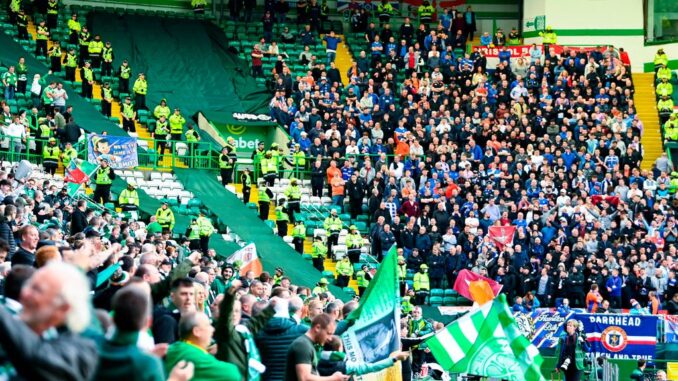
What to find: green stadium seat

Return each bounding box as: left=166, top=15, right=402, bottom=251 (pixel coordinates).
left=188, top=198, right=202, bottom=207
left=246, top=202, right=258, bottom=210
left=321, top=270, right=335, bottom=279
left=302, top=253, right=312, bottom=261
left=430, top=288, right=444, bottom=297
left=443, top=296, right=456, bottom=306
left=343, top=287, right=356, bottom=296
left=444, top=289, right=458, bottom=297
left=429, top=296, right=443, bottom=306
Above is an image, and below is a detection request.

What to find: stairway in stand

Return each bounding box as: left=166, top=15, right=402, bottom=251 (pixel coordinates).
left=634, top=73, right=664, bottom=170
left=333, top=35, right=353, bottom=87
left=24, top=16, right=183, bottom=170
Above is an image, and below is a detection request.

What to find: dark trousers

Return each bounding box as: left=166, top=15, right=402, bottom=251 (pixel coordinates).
left=65, top=66, right=76, bottom=81
left=90, top=53, right=101, bottom=68
left=102, top=62, right=113, bottom=77
left=348, top=249, right=361, bottom=264
left=189, top=239, right=201, bottom=251
left=358, top=286, right=366, bottom=296
left=17, top=80, right=26, bottom=94
left=134, top=93, right=146, bottom=110
left=276, top=221, right=288, bottom=237
left=46, top=13, right=57, bottom=30
left=259, top=201, right=269, bottom=220
left=263, top=172, right=276, bottom=186
left=43, top=160, right=57, bottom=175
left=122, top=118, right=136, bottom=132
left=430, top=277, right=443, bottom=289
left=242, top=186, right=251, bottom=204
left=93, top=184, right=111, bottom=204
left=312, top=257, right=324, bottom=272
left=220, top=168, right=233, bottom=186
left=200, top=236, right=210, bottom=255
left=17, top=26, right=28, bottom=40
left=82, top=82, right=92, bottom=98
left=119, top=78, right=129, bottom=93
left=415, top=290, right=428, bottom=305
left=36, top=40, right=48, bottom=57
left=156, top=140, right=168, bottom=155
left=293, top=237, right=304, bottom=253
left=312, top=180, right=323, bottom=197
left=564, top=363, right=582, bottom=381
left=79, top=45, right=88, bottom=65
left=610, top=295, right=622, bottom=309
left=327, top=232, right=339, bottom=257
left=349, top=199, right=362, bottom=219
left=50, top=56, right=61, bottom=72
left=287, top=200, right=300, bottom=223
left=69, top=32, right=78, bottom=44
left=102, top=100, right=112, bottom=117
left=337, top=275, right=349, bottom=288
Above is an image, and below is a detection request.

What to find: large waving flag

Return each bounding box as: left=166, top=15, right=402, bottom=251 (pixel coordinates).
left=228, top=243, right=263, bottom=277
left=488, top=225, right=516, bottom=250
left=425, top=294, right=545, bottom=381
left=65, top=158, right=98, bottom=184
left=453, top=269, right=503, bottom=305
left=341, top=246, right=400, bottom=364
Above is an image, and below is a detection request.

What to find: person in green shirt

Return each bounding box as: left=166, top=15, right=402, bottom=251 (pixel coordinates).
left=654, top=48, right=668, bottom=74
left=656, top=77, right=673, bottom=98
left=164, top=311, right=241, bottom=381
left=311, top=236, right=327, bottom=271
left=275, top=198, right=290, bottom=237
left=169, top=108, right=186, bottom=143
left=16, top=9, right=28, bottom=40
left=335, top=256, right=353, bottom=288
left=48, top=41, right=62, bottom=73
left=62, top=47, right=78, bottom=82
left=15, top=57, right=28, bottom=94
left=195, top=211, right=213, bottom=255
left=35, top=19, right=50, bottom=57
left=630, top=359, right=647, bottom=381
left=2, top=66, right=17, bottom=101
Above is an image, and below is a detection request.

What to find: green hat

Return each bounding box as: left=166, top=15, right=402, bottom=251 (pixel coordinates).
left=420, top=264, right=428, bottom=270
left=319, top=278, right=329, bottom=284
left=48, top=137, right=56, bottom=143
left=271, top=142, right=279, bottom=148
left=349, top=225, right=358, bottom=231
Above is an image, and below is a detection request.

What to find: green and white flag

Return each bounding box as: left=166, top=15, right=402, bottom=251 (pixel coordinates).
left=425, top=294, right=545, bottom=381
left=341, top=246, right=400, bottom=364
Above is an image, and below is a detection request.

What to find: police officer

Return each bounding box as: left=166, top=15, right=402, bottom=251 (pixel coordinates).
left=258, top=186, right=273, bottom=220
left=102, top=41, right=114, bottom=77
left=118, top=59, right=131, bottom=94
left=78, top=26, right=91, bottom=66
left=153, top=114, right=170, bottom=156
left=42, top=137, right=60, bottom=176
left=241, top=168, right=252, bottom=204
left=16, top=9, right=28, bottom=40
left=185, top=124, right=200, bottom=161
left=275, top=197, right=290, bottom=237
left=118, top=180, right=140, bottom=212
left=121, top=96, right=136, bottom=132
left=283, top=178, right=301, bottom=223
left=311, top=236, right=327, bottom=271
left=260, top=151, right=277, bottom=187
left=154, top=98, right=171, bottom=120
left=169, top=108, right=185, bottom=143
left=35, top=20, right=50, bottom=57
left=132, top=73, right=147, bottom=110
left=186, top=219, right=201, bottom=250
left=196, top=211, right=214, bottom=255
left=80, top=60, right=94, bottom=99
left=336, top=256, right=353, bottom=287
left=292, top=220, right=306, bottom=254
left=219, top=143, right=237, bottom=186
left=46, top=0, right=58, bottom=30
left=101, top=82, right=113, bottom=117
left=67, top=13, right=81, bottom=44
left=155, top=202, right=175, bottom=233
left=93, top=158, right=116, bottom=204
left=292, top=144, right=306, bottom=178
left=60, top=141, right=77, bottom=167
left=88, top=35, right=104, bottom=69
left=48, top=41, right=62, bottom=73
left=356, top=264, right=372, bottom=296
left=346, top=225, right=363, bottom=264
left=251, top=141, right=266, bottom=178
left=323, top=209, right=342, bottom=257
left=418, top=0, right=434, bottom=25
left=62, top=47, right=78, bottom=81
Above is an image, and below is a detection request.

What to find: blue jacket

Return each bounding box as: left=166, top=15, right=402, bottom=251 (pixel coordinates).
left=606, top=276, right=622, bottom=297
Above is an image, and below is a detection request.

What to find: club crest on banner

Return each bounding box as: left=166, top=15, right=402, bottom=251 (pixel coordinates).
left=600, top=326, right=628, bottom=353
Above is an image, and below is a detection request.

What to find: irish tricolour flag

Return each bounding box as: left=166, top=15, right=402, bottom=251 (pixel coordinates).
left=425, top=294, right=545, bottom=381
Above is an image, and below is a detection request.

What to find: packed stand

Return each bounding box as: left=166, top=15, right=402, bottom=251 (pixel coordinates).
left=267, top=8, right=678, bottom=316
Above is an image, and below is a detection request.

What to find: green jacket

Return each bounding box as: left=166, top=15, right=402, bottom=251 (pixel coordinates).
left=165, top=341, right=240, bottom=381
left=210, top=276, right=233, bottom=296
left=215, top=290, right=275, bottom=381
left=94, top=331, right=164, bottom=381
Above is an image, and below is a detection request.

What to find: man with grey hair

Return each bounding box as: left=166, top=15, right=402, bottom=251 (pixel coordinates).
left=0, top=262, right=98, bottom=380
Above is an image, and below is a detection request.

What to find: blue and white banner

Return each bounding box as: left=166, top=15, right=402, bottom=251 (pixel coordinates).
left=576, top=313, right=658, bottom=360
left=88, top=134, right=139, bottom=169
left=513, top=309, right=577, bottom=348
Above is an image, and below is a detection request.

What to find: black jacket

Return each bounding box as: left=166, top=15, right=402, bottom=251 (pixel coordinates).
left=151, top=306, right=181, bottom=344
left=70, top=209, right=88, bottom=234
left=0, top=221, right=16, bottom=257
left=11, top=247, right=35, bottom=267
left=0, top=305, right=98, bottom=381
left=255, top=317, right=308, bottom=381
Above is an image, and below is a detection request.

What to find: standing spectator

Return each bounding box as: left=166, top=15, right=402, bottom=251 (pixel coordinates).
left=285, top=314, right=347, bottom=381
left=463, top=6, right=476, bottom=41
left=252, top=44, right=264, bottom=78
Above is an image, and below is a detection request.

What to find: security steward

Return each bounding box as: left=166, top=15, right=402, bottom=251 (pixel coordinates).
left=101, top=82, right=113, bottom=117
left=102, top=41, right=114, bottom=77
left=260, top=151, right=278, bottom=187
left=196, top=211, right=214, bottom=255
left=311, top=236, right=327, bottom=271
left=219, top=142, right=237, bottom=186
left=323, top=209, right=342, bottom=258
left=418, top=0, right=434, bottom=25
left=46, top=0, right=59, bottom=30
left=80, top=60, right=94, bottom=99
left=283, top=178, right=302, bottom=223
left=121, top=96, right=136, bottom=132
left=132, top=73, right=147, bottom=110
left=60, top=141, right=77, bottom=167
left=88, top=35, right=104, bottom=68
left=35, top=20, right=50, bottom=57
left=356, top=264, right=372, bottom=296
left=62, top=47, right=78, bottom=81
left=292, top=220, right=306, bottom=254
left=241, top=167, right=252, bottom=204
left=258, top=186, right=273, bottom=220
left=48, top=41, right=62, bottom=73
left=93, top=158, right=116, bottom=204
left=118, top=180, right=140, bottom=212
left=78, top=26, right=91, bottom=65
left=155, top=202, right=175, bottom=233
left=42, top=137, right=60, bottom=176
left=186, top=219, right=201, bottom=250
left=346, top=225, right=363, bottom=264
left=118, top=59, right=131, bottom=93
left=67, top=13, right=81, bottom=44
left=153, top=114, right=170, bottom=156
left=275, top=197, right=290, bottom=237
left=169, top=108, right=185, bottom=144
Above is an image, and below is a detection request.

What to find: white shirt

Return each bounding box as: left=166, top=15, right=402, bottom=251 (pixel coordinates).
left=52, top=88, right=68, bottom=107
left=3, top=122, right=25, bottom=139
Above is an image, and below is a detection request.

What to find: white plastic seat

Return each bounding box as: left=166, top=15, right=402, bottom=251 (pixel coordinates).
left=150, top=172, right=162, bottom=181
left=161, top=173, right=173, bottom=180
left=333, top=245, right=347, bottom=260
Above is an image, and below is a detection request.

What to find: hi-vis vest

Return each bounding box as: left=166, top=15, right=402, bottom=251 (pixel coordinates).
left=122, top=103, right=135, bottom=119
left=43, top=145, right=60, bottom=161
left=258, top=188, right=270, bottom=203
left=413, top=272, right=429, bottom=291
left=95, top=167, right=113, bottom=185
left=275, top=206, right=289, bottom=222
left=311, top=241, right=327, bottom=258
left=284, top=185, right=301, bottom=200
left=120, top=65, right=131, bottom=79
left=36, top=25, right=49, bottom=40
left=119, top=189, right=139, bottom=206
left=356, top=270, right=369, bottom=287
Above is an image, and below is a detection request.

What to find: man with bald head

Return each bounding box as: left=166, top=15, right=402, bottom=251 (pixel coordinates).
left=165, top=311, right=240, bottom=381
left=0, top=262, right=98, bottom=380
